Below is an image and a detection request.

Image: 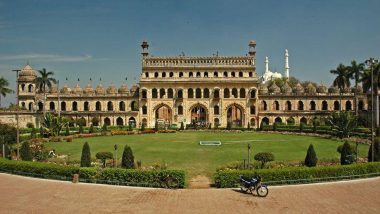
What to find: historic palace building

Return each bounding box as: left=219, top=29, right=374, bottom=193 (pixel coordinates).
left=0, top=41, right=369, bottom=128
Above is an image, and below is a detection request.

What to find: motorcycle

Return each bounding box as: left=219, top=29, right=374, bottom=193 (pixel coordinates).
left=239, top=175, right=269, bottom=197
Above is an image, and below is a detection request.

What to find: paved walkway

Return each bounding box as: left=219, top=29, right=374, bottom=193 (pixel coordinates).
left=1, top=173, right=380, bottom=214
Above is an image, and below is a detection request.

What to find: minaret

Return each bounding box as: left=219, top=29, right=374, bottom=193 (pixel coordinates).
left=285, top=49, right=289, bottom=79
left=265, top=56, right=269, bottom=73
left=141, top=40, right=149, bottom=57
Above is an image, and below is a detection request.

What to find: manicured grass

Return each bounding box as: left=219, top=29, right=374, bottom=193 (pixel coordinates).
left=45, top=132, right=369, bottom=178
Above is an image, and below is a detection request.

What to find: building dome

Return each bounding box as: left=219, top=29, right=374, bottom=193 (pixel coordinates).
left=317, top=84, right=327, bottom=93
left=258, top=84, right=268, bottom=95
left=305, top=83, right=316, bottom=95
left=328, top=86, right=339, bottom=94
left=73, top=83, right=82, bottom=95
left=95, top=84, right=105, bottom=95
left=106, top=84, right=117, bottom=95
left=118, top=83, right=129, bottom=95
left=61, top=84, right=71, bottom=94
left=281, top=82, right=292, bottom=94
left=49, top=85, right=58, bottom=93
left=83, top=84, right=94, bottom=95
left=130, top=84, right=139, bottom=94
left=294, top=83, right=304, bottom=94
left=352, top=86, right=363, bottom=93
left=19, top=64, right=37, bottom=81
left=343, top=87, right=351, bottom=93
left=269, top=82, right=281, bottom=94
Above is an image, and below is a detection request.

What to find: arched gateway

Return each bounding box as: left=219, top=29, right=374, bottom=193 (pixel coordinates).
left=226, top=104, right=244, bottom=128
left=189, top=104, right=208, bottom=127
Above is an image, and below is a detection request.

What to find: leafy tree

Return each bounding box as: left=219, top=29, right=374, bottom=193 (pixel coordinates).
left=35, top=68, right=57, bottom=116
left=361, top=62, right=380, bottom=93
left=254, top=152, right=274, bottom=169
left=80, top=142, right=91, bottom=167
left=304, top=144, right=318, bottom=167
left=368, top=138, right=380, bottom=162
left=76, top=118, right=86, bottom=127
left=327, top=111, right=357, bottom=139
left=0, top=77, right=14, bottom=108
left=0, top=123, right=16, bottom=145
left=340, top=142, right=354, bottom=165
left=96, top=152, right=113, bottom=167
left=330, top=64, right=351, bottom=91
left=121, top=145, right=135, bottom=169
left=20, top=141, right=33, bottom=161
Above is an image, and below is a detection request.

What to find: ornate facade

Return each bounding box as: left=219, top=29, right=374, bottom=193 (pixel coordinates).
left=1, top=40, right=369, bottom=128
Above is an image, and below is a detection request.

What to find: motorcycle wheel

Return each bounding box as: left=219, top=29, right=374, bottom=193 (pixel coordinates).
left=240, top=185, right=250, bottom=193
left=256, top=185, right=269, bottom=197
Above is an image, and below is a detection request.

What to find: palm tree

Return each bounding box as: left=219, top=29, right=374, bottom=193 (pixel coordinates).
left=361, top=63, right=380, bottom=93
left=35, top=68, right=57, bottom=116
left=0, top=77, right=14, bottom=108
left=330, top=64, right=351, bottom=111
left=348, top=60, right=365, bottom=115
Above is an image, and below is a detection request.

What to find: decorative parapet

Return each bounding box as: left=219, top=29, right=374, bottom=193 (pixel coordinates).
left=143, top=56, right=255, bottom=67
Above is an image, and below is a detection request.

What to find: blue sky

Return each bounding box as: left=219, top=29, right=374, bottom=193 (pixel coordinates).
left=0, top=0, right=380, bottom=106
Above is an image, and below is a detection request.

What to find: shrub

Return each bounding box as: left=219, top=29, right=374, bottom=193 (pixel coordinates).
left=96, top=152, right=113, bottom=167
left=26, top=122, right=34, bottom=129
left=121, top=145, right=135, bottom=169
left=254, top=152, right=275, bottom=169
left=273, top=123, right=277, bottom=131
left=304, top=144, right=318, bottom=167
left=89, top=124, right=94, bottom=133
left=341, top=142, right=354, bottom=165
left=180, top=122, right=184, bottom=130
left=368, top=138, right=380, bottom=162
left=226, top=122, right=232, bottom=130
left=102, top=124, right=108, bottom=134
left=0, top=123, right=16, bottom=145
left=79, top=125, right=84, bottom=134
left=300, top=123, right=305, bottom=132
left=80, top=142, right=91, bottom=167
left=247, top=122, right=251, bottom=130
left=141, top=123, right=145, bottom=131
left=39, top=126, right=44, bottom=137
left=31, top=127, right=37, bottom=139
left=20, top=141, right=33, bottom=161
left=65, top=126, right=70, bottom=136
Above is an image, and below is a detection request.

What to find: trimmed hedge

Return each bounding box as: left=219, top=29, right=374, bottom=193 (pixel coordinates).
left=214, top=162, right=380, bottom=188
left=0, top=158, right=185, bottom=188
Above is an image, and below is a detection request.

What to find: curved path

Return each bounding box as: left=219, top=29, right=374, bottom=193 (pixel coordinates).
left=1, top=173, right=379, bottom=214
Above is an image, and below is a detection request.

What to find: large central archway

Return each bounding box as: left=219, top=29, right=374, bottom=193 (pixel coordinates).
left=226, top=104, right=244, bottom=128
left=154, top=104, right=172, bottom=126
left=189, top=104, right=208, bottom=127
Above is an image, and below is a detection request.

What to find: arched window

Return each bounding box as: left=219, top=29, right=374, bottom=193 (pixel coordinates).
left=232, top=88, right=238, bottom=98
left=49, top=102, right=55, bottom=111
left=38, top=102, right=43, bottom=111
left=162, top=72, right=166, bottom=78
left=204, top=72, right=208, bottom=77
left=274, top=101, right=280, bottom=111
left=300, top=117, right=307, bottom=125
left=224, top=88, right=230, bottom=98
left=189, top=72, right=193, bottom=77
left=96, top=101, right=101, bottom=111
left=119, top=101, right=125, bottom=111
left=239, top=88, right=246, bottom=98
left=250, top=90, right=256, bottom=98
left=334, top=101, right=340, bottom=110
left=107, top=101, right=113, bottom=111
left=167, top=88, right=174, bottom=98
left=72, top=101, right=78, bottom=111
left=160, top=88, right=165, bottom=98
left=179, top=72, right=183, bottom=77
left=116, top=117, right=124, bottom=126
left=104, top=117, right=111, bottom=126
left=188, top=88, right=194, bottom=98
left=204, top=88, right=210, bottom=98
left=231, top=72, right=236, bottom=77
left=275, top=117, right=282, bottom=124
left=145, top=72, right=149, bottom=78
left=196, top=88, right=202, bottom=98
left=223, top=71, right=228, bottom=77
left=28, top=102, right=33, bottom=111
left=261, top=101, right=267, bottom=111
left=142, top=105, right=147, bottom=114
left=28, top=84, right=33, bottom=92
left=286, top=101, right=292, bottom=111
left=177, top=89, right=183, bottom=98
left=261, top=117, right=269, bottom=125
left=152, top=88, right=158, bottom=98
left=346, top=101, right=352, bottom=111
left=84, top=101, right=89, bottom=111
left=142, top=90, right=147, bottom=98
left=196, top=72, right=201, bottom=77
left=131, top=101, right=138, bottom=111
left=60, top=102, right=66, bottom=111
left=239, top=72, right=243, bottom=77
left=154, top=72, right=158, bottom=78
left=322, top=101, right=328, bottom=110
left=298, top=101, right=304, bottom=110
left=169, top=72, right=174, bottom=77
left=250, top=105, right=256, bottom=114
left=358, top=100, right=364, bottom=110
left=214, top=72, right=218, bottom=77
left=249, top=72, right=253, bottom=77
left=178, top=105, right=183, bottom=115
left=214, top=89, right=220, bottom=98
left=214, top=105, right=219, bottom=115
left=310, top=101, right=316, bottom=110
left=21, top=84, right=25, bottom=91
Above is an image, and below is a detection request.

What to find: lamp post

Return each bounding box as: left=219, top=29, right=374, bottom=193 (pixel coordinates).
left=247, top=143, right=251, bottom=169
left=12, top=69, right=21, bottom=160
left=365, top=58, right=379, bottom=162
left=114, top=144, right=118, bottom=168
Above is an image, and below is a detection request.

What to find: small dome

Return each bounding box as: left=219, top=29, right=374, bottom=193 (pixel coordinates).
left=281, top=82, right=292, bottom=94
left=305, top=83, right=316, bottom=94
left=83, top=84, right=94, bottom=95
left=19, top=64, right=37, bottom=81
left=61, top=84, right=71, bottom=94
left=294, top=83, right=304, bottom=94
left=49, top=85, right=58, bottom=93
left=73, top=83, right=82, bottom=95
left=118, top=83, right=129, bottom=95
left=328, top=86, right=339, bottom=94
left=107, top=84, right=117, bottom=95
left=269, top=82, right=281, bottom=94
left=258, top=84, right=268, bottom=95
left=95, top=84, right=105, bottom=95
left=130, top=84, right=139, bottom=94
left=343, top=87, right=351, bottom=93
left=317, top=84, right=327, bottom=93
left=352, top=86, right=363, bottom=93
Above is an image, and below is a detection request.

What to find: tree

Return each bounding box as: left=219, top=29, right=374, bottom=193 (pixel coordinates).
left=35, top=68, right=57, bottom=116
left=20, top=141, right=33, bottom=161
left=89, top=124, right=94, bottom=133
left=42, top=112, right=68, bottom=136
left=254, top=152, right=274, bottom=169
left=348, top=60, right=365, bottom=115
left=330, top=64, right=351, bottom=110
left=65, top=126, right=70, bottom=136
left=121, top=145, right=135, bottom=169
left=0, top=77, right=14, bottom=108
left=304, top=144, right=318, bottom=167
left=101, top=124, right=107, bottom=135
left=0, top=123, right=16, bottom=145
left=327, top=111, right=357, bottom=139
left=340, top=142, right=354, bottom=165
left=79, top=124, right=84, bottom=134
left=80, top=142, right=91, bottom=167
left=361, top=62, right=380, bottom=93
left=368, top=138, right=380, bottom=162
left=96, top=152, right=113, bottom=168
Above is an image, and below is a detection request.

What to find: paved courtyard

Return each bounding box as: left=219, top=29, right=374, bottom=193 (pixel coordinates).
left=0, top=173, right=379, bottom=214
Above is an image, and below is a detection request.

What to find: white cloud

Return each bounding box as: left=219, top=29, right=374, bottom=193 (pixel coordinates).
left=0, top=54, right=92, bottom=62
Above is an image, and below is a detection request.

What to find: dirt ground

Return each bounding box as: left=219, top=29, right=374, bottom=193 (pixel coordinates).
left=1, top=173, right=380, bottom=214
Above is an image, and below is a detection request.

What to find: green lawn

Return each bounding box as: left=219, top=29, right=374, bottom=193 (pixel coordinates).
left=45, top=132, right=369, bottom=178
